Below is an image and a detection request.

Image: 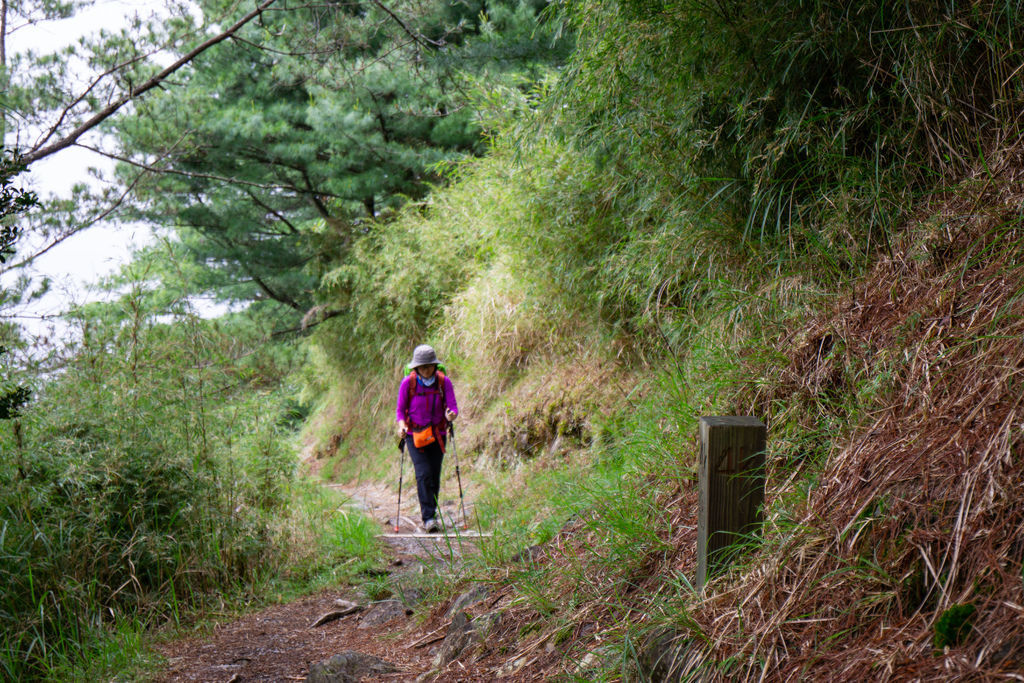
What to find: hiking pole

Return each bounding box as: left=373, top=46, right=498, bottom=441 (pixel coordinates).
left=394, top=436, right=406, bottom=533
left=448, top=423, right=468, bottom=530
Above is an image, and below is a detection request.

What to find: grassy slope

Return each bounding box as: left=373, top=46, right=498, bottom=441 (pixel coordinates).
left=301, top=2, right=1024, bottom=676
left=304, top=149, right=1024, bottom=680
left=679, top=155, right=1024, bottom=679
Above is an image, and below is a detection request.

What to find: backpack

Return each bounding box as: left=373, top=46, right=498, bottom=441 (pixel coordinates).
left=405, top=371, right=448, bottom=451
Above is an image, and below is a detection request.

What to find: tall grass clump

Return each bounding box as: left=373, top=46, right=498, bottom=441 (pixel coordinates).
left=303, top=137, right=590, bottom=467
left=0, top=275, right=307, bottom=679
left=507, top=0, right=1024, bottom=341
left=309, top=149, right=522, bottom=375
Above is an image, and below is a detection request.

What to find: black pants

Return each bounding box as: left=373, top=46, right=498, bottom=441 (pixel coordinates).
left=405, top=433, right=446, bottom=523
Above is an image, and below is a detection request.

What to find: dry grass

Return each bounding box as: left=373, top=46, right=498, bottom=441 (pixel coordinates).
left=458, top=353, right=636, bottom=468
left=422, top=148, right=1024, bottom=682
left=672, top=147, right=1024, bottom=680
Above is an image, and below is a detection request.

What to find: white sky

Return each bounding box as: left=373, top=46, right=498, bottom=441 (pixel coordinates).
left=1, top=0, right=213, bottom=345
left=16, top=148, right=150, bottom=324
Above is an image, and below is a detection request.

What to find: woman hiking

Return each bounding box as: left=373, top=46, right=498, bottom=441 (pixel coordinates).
left=396, top=344, right=458, bottom=533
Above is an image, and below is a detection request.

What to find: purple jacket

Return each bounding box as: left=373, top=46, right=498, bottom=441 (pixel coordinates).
left=396, top=373, right=458, bottom=429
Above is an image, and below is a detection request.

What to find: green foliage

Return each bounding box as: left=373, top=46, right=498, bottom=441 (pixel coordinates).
left=557, top=0, right=1022, bottom=250
left=107, top=0, right=570, bottom=318
left=0, top=381, right=29, bottom=418
left=439, top=0, right=1022, bottom=356
left=314, top=177, right=499, bottom=373
left=933, top=603, right=977, bottom=650
left=0, top=272, right=308, bottom=678
left=0, top=152, right=38, bottom=426
left=330, top=508, right=382, bottom=562
left=0, top=154, right=37, bottom=266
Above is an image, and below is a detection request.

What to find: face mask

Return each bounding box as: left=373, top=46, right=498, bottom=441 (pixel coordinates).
left=418, top=374, right=436, bottom=386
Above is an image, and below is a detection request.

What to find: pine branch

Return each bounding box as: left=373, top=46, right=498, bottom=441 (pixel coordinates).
left=19, top=0, right=278, bottom=167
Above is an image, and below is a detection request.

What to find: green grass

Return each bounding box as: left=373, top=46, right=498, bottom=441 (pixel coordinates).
left=33, top=0, right=1009, bottom=678
left=80, top=484, right=386, bottom=682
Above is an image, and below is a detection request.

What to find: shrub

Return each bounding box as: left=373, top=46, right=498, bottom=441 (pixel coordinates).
left=0, top=284, right=301, bottom=678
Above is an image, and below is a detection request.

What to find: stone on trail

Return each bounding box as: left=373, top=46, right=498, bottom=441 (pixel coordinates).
left=443, top=583, right=493, bottom=619
left=432, top=610, right=502, bottom=669
left=306, top=651, right=398, bottom=682
left=357, top=599, right=411, bottom=629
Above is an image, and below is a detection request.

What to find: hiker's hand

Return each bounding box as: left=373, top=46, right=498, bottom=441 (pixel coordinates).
left=445, top=408, right=456, bottom=422
left=396, top=420, right=408, bottom=437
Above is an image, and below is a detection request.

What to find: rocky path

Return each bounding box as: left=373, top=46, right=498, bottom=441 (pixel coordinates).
left=156, top=589, right=419, bottom=682
left=154, top=481, right=493, bottom=682
left=327, top=479, right=485, bottom=566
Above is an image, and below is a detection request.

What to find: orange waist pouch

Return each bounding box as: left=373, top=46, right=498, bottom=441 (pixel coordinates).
left=412, top=427, right=436, bottom=449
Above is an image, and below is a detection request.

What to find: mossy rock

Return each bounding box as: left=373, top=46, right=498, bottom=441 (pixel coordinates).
left=933, top=603, right=976, bottom=649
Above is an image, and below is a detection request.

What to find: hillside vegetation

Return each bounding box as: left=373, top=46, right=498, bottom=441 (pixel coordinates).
left=2, top=0, right=1023, bottom=679
left=303, top=0, right=1024, bottom=678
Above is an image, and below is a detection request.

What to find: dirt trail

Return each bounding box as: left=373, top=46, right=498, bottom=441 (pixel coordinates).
left=325, top=480, right=481, bottom=559
left=154, top=480, right=485, bottom=682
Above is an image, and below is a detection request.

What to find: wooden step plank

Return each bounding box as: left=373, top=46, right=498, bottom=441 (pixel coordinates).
left=377, top=532, right=492, bottom=539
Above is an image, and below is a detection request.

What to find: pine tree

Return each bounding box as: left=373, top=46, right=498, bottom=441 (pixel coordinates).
left=108, top=0, right=570, bottom=321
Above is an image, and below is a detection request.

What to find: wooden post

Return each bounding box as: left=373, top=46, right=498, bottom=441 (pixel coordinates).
left=697, top=416, right=766, bottom=590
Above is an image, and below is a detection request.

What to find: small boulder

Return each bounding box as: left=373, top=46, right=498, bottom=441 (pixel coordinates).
left=306, top=651, right=397, bottom=682
left=433, top=610, right=502, bottom=669
left=443, top=583, right=493, bottom=619
left=357, top=599, right=410, bottom=629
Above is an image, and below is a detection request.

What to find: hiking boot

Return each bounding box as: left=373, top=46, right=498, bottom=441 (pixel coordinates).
left=424, top=518, right=440, bottom=533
